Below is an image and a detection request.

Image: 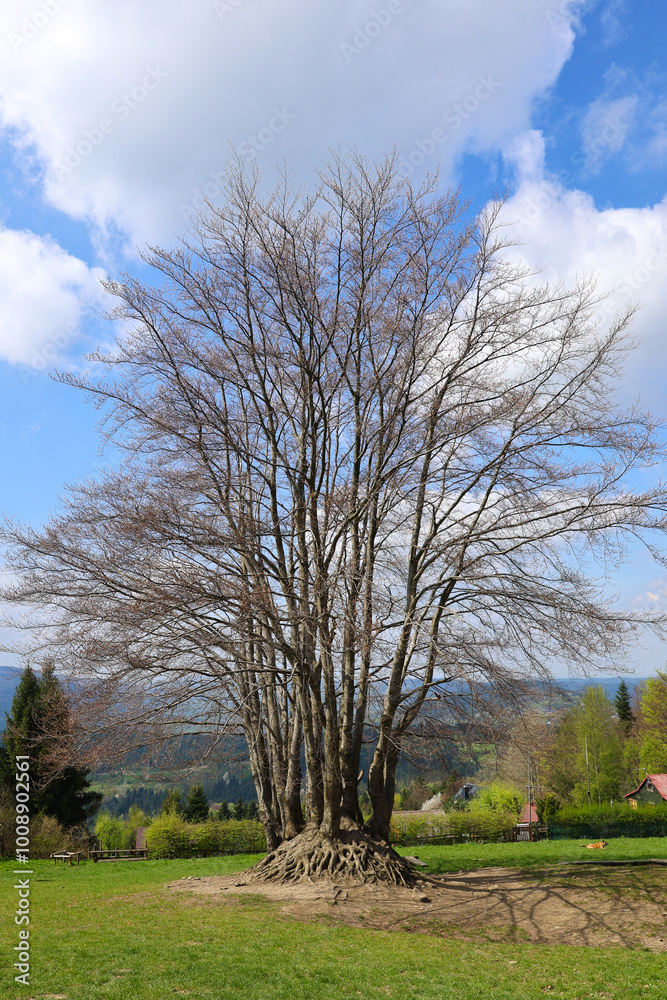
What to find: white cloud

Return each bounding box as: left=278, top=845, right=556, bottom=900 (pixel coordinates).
left=579, top=94, right=637, bottom=173
left=0, top=227, right=108, bottom=366
left=599, top=0, right=629, bottom=47
left=575, top=64, right=667, bottom=176
left=630, top=576, right=667, bottom=612
left=501, top=131, right=667, bottom=409
left=645, top=99, right=667, bottom=166
left=0, top=0, right=587, bottom=249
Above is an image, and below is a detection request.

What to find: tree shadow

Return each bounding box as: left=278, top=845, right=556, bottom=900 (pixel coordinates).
left=380, top=863, right=667, bottom=949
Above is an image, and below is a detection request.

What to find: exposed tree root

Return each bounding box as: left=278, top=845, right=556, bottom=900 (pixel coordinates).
left=247, top=826, right=418, bottom=887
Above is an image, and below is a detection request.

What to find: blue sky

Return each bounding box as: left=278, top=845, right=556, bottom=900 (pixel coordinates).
left=1, top=0, right=666, bottom=673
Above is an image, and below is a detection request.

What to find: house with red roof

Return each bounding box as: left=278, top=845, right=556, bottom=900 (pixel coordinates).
left=623, top=774, right=667, bottom=809
left=516, top=801, right=539, bottom=840
left=518, top=802, right=539, bottom=825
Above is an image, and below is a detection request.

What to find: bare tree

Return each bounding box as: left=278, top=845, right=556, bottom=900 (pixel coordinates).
left=3, top=151, right=667, bottom=882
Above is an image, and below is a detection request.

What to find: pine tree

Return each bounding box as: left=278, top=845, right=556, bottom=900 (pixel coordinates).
left=217, top=801, right=231, bottom=820
left=233, top=796, right=247, bottom=820
left=160, top=788, right=183, bottom=815
left=185, top=783, right=210, bottom=822
left=615, top=680, right=634, bottom=730
left=0, top=666, right=41, bottom=786
left=0, top=663, right=103, bottom=824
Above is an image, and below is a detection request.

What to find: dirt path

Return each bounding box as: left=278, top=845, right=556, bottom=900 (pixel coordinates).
left=169, top=864, right=667, bottom=951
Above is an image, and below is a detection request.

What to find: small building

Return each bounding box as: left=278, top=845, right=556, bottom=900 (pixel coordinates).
left=516, top=802, right=539, bottom=840
left=623, top=774, right=667, bottom=809
left=518, top=802, right=539, bottom=826
left=453, top=783, right=479, bottom=803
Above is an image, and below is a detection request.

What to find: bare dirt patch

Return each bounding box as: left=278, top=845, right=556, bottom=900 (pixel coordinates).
left=168, top=864, right=667, bottom=951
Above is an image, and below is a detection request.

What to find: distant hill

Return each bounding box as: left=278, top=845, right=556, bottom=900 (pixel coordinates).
left=0, top=665, right=649, bottom=728
left=552, top=676, right=648, bottom=701
left=0, top=664, right=23, bottom=722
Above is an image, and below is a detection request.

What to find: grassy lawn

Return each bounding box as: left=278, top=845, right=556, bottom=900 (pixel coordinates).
left=396, top=835, right=667, bottom=873
left=1, top=840, right=666, bottom=999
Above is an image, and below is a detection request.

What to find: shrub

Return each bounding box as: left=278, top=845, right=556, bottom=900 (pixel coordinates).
left=124, top=805, right=150, bottom=848
left=469, top=781, right=524, bottom=817
left=145, top=815, right=266, bottom=859
left=550, top=802, right=667, bottom=840
left=389, top=812, right=451, bottom=845
left=145, top=811, right=191, bottom=859
left=30, top=815, right=91, bottom=858
left=446, top=809, right=517, bottom=843
left=1, top=788, right=92, bottom=859
left=0, top=786, right=15, bottom=857
left=95, top=811, right=126, bottom=849
left=31, top=815, right=70, bottom=857
left=420, top=793, right=443, bottom=812
left=389, top=807, right=517, bottom=845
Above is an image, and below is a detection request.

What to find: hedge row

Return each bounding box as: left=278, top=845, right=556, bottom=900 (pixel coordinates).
left=0, top=810, right=91, bottom=859
left=550, top=802, right=667, bottom=840
left=390, top=810, right=517, bottom=845
left=145, top=814, right=266, bottom=859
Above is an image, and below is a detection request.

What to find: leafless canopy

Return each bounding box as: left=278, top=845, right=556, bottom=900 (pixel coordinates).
left=3, top=151, right=667, bottom=878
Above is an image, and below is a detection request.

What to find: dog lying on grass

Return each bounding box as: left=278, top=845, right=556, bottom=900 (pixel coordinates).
left=581, top=841, right=608, bottom=849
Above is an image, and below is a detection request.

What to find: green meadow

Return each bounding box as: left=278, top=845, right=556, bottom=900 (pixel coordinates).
left=2, top=838, right=667, bottom=999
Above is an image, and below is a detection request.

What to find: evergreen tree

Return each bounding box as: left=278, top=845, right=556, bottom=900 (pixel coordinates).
left=0, top=663, right=102, bottom=824
left=233, top=796, right=247, bottom=820
left=615, top=680, right=634, bottom=729
left=536, top=793, right=561, bottom=826
left=0, top=666, right=41, bottom=787
left=160, top=788, right=184, bottom=815
left=185, top=782, right=210, bottom=822
left=217, top=801, right=231, bottom=820
left=245, top=801, right=259, bottom=821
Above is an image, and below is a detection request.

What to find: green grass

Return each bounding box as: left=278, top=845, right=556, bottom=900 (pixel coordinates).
left=1, top=839, right=667, bottom=999
left=396, top=834, right=667, bottom=873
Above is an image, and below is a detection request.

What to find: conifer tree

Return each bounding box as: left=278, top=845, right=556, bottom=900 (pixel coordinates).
left=0, top=663, right=102, bottom=824
left=615, top=680, right=634, bottom=730
left=185, top=782, right=210, bottom=822
left=0, top=666, right=41, bottom=781
left=160, top=788, right=183, bottom=815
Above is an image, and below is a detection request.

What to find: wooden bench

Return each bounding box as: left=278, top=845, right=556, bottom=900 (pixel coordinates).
left=51, top=851, right=82, bottom=867
left=89, top=848, right=148, bottom=863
